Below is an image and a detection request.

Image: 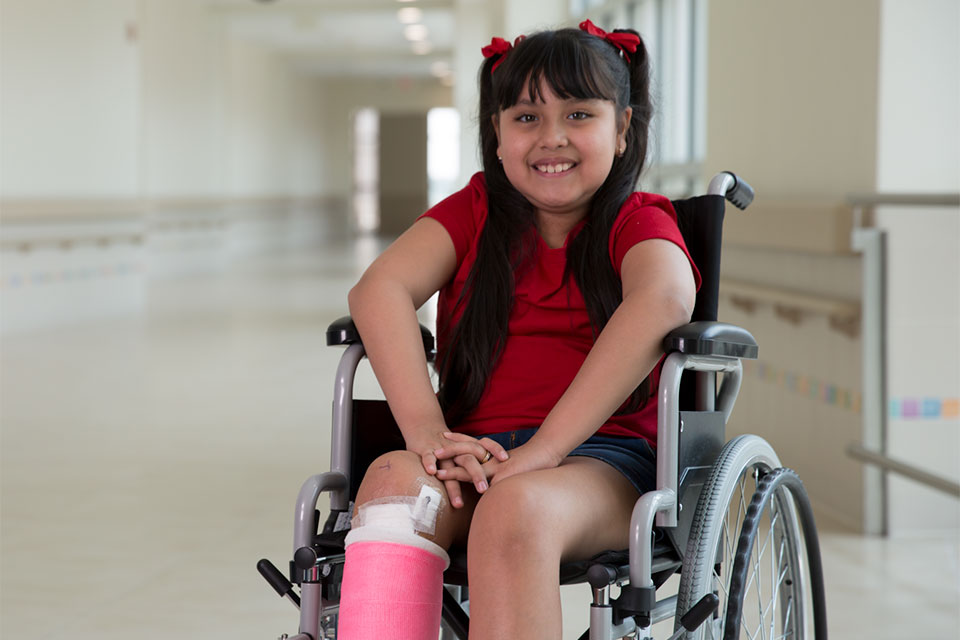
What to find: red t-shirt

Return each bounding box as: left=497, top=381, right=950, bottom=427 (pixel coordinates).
left=420, top=172, right=700, bottom=445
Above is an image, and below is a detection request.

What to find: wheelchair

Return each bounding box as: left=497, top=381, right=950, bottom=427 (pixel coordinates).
left=258, top=172, right=828, bottom=639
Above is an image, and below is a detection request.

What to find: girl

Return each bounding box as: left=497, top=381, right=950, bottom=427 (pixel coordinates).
left=340, top=22, right=700, bottom=640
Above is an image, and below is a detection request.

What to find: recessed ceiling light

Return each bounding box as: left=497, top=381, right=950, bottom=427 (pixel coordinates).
left=411, top=41, right=433, bottom=55
left=397, top=7, right=422, bottom=23
left=403, top=24, right=429, bottom=41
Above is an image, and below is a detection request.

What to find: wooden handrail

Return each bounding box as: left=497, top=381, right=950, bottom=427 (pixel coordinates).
left=847, top=193, right=960, bottom=208
left=720, top=277, right=860, bottom=337
left=721, top=278, right=858, bottom=317
left=0, top=194, right=340, bottom=222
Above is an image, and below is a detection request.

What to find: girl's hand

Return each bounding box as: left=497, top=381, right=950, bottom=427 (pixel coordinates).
left=487, top=440, right=563, bottom=486
left=404, top=429, right=471, bottom=509
left=434, top=432, right=509, bottom=494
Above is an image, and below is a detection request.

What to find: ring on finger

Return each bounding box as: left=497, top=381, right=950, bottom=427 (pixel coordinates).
left=480, top=451, right=492, bottom=464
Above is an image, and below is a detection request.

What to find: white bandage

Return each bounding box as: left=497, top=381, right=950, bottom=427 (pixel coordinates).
left=411, top=485, right=442, bottom=533
left=345, top=485, right=449, bottom=567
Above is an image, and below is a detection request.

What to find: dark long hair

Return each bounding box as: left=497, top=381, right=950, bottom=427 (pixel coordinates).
left=437, top=26, right=653, bottom=426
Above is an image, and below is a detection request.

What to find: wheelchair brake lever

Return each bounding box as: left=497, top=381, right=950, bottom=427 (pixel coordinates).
left=664, top=593, right=719, bottom=640
left=258, top=558, right=301, bottom=609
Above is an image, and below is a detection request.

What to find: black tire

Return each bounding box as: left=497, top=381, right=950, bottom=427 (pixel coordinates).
left=723, top=468, right=827, bottom=640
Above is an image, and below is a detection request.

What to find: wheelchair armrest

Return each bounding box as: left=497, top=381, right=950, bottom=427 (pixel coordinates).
left=326, top=315, right=436, bottom=361
left=326, top=315, right=363, bottom=346
left=663, top=321, right=758, bottom=359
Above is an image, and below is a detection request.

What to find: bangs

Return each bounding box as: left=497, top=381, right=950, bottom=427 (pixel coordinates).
left=494, top=30, right=625, bottom=110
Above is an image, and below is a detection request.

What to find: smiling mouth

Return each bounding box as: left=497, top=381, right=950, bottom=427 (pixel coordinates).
left=533, top=162, right=576, bottom=174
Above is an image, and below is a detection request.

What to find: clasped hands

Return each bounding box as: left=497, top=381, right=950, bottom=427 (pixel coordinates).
left=416, top=431, right=562, bottom=509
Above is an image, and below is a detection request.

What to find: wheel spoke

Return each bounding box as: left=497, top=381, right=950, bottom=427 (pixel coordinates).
left=779, top=593, right=794, bottom=639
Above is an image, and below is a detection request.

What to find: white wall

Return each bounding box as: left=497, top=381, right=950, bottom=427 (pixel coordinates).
left=0, top=0, right=141, bottom=198
left=139, top=0, right=227, bottom=198
left=0, top=0, right=338, bottom=332
left=875, top=0, right=960, bottom=535
left=225, top=39, right=326, bottom=198
left=1, top=0, right=335, bottom=202
left=876, top=0, right=959, bottom=192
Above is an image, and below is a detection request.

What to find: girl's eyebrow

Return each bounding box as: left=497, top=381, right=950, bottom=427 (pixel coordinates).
left=510, top=97, right=601, bottom=108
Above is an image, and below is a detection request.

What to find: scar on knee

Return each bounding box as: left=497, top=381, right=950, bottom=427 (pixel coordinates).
left=378, top=461, right=391, bottom=471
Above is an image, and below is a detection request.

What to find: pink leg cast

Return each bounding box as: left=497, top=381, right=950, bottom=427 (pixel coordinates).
left=338, top=541, right=447, bottom=640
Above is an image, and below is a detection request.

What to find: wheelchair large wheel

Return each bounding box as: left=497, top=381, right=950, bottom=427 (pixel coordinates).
left=675, top=435, right=781, bottom=639
left=723, top=467, right=827, bottom=640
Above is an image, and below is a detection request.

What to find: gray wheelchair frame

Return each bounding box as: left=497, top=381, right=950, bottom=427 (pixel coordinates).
left=258, top=173, right=827, bottom=640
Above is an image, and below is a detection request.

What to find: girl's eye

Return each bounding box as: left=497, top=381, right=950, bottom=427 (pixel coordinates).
left=569, top=111, right=591, bottom=120
left=516, top=114, right=537, bottom=123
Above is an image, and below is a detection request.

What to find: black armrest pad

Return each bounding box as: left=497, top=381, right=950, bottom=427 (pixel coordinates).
left=326, top=316, right=363, bottom=346
left=663, top=321, right=758, bottom=359
left=326, top=315, right=436, bottom=360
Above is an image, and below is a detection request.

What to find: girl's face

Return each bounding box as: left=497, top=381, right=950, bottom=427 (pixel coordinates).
left=493, top=81, right=631, bottom=225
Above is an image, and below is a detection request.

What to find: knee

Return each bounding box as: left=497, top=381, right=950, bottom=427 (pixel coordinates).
left=356, top=450, right=442, bottom=508
left=353, top=450, right=463, bottom=548
left=467, top=477, right=555, bottom=557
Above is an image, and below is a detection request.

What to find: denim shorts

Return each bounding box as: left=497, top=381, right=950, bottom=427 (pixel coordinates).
left=480, top=428, right=657, bottom=495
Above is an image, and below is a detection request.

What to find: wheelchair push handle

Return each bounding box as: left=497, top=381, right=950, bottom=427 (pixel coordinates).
left=708, top=171, right=755, bottom=210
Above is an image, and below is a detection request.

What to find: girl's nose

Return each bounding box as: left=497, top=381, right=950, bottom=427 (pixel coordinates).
left=539, top=119, right=568, bottom=149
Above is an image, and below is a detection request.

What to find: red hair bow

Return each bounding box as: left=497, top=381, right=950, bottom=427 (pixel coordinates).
left=481, top=35, right=525, bottom=72
left=579, top=19, right=640, bottom=62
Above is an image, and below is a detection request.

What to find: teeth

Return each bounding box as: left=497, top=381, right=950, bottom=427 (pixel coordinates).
left=536, top=162, right=573, bottom=174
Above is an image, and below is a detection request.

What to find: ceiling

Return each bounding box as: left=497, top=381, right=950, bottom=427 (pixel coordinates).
left=207, top=0, right=457, bottom=80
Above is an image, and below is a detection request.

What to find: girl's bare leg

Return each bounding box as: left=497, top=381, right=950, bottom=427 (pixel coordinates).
left=466, top=457, right=641, bottom=640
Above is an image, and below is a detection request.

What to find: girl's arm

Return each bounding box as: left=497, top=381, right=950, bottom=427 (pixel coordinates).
left=489, top=237, right=696, bottom=484
left=348, top=217, right=471, bottom=504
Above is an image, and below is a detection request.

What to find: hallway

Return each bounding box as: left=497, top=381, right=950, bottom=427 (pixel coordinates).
left=1, top=239, right=957, bottom=639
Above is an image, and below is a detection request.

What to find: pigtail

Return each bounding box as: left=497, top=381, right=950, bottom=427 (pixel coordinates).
left=567, top=27, right=655, bottom=414
left=436, top=52, right=536, bottom=426
left=620, top=29, right=652, bottom=184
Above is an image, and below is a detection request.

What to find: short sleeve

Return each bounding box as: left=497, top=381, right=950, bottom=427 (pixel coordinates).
left=417, top=172, right=488, bottom=265
left=610, top=192, right=702, bottom=289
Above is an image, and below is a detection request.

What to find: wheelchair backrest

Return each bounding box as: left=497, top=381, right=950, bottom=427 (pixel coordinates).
left=666, top=195, right=730, bottom=555
left=671, top=195, right=726, bottom=324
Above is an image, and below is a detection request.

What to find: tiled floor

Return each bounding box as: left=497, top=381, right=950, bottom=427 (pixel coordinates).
left=2, top=241, right=958, bottom=639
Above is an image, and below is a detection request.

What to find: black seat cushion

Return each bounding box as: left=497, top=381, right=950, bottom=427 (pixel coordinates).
left=442, top=541, right=681, bottom=588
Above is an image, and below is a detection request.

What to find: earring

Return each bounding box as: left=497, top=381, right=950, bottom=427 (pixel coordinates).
left=498, top=155, right=503, bottom=163
left=617, top=145, right=625, bottom=157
